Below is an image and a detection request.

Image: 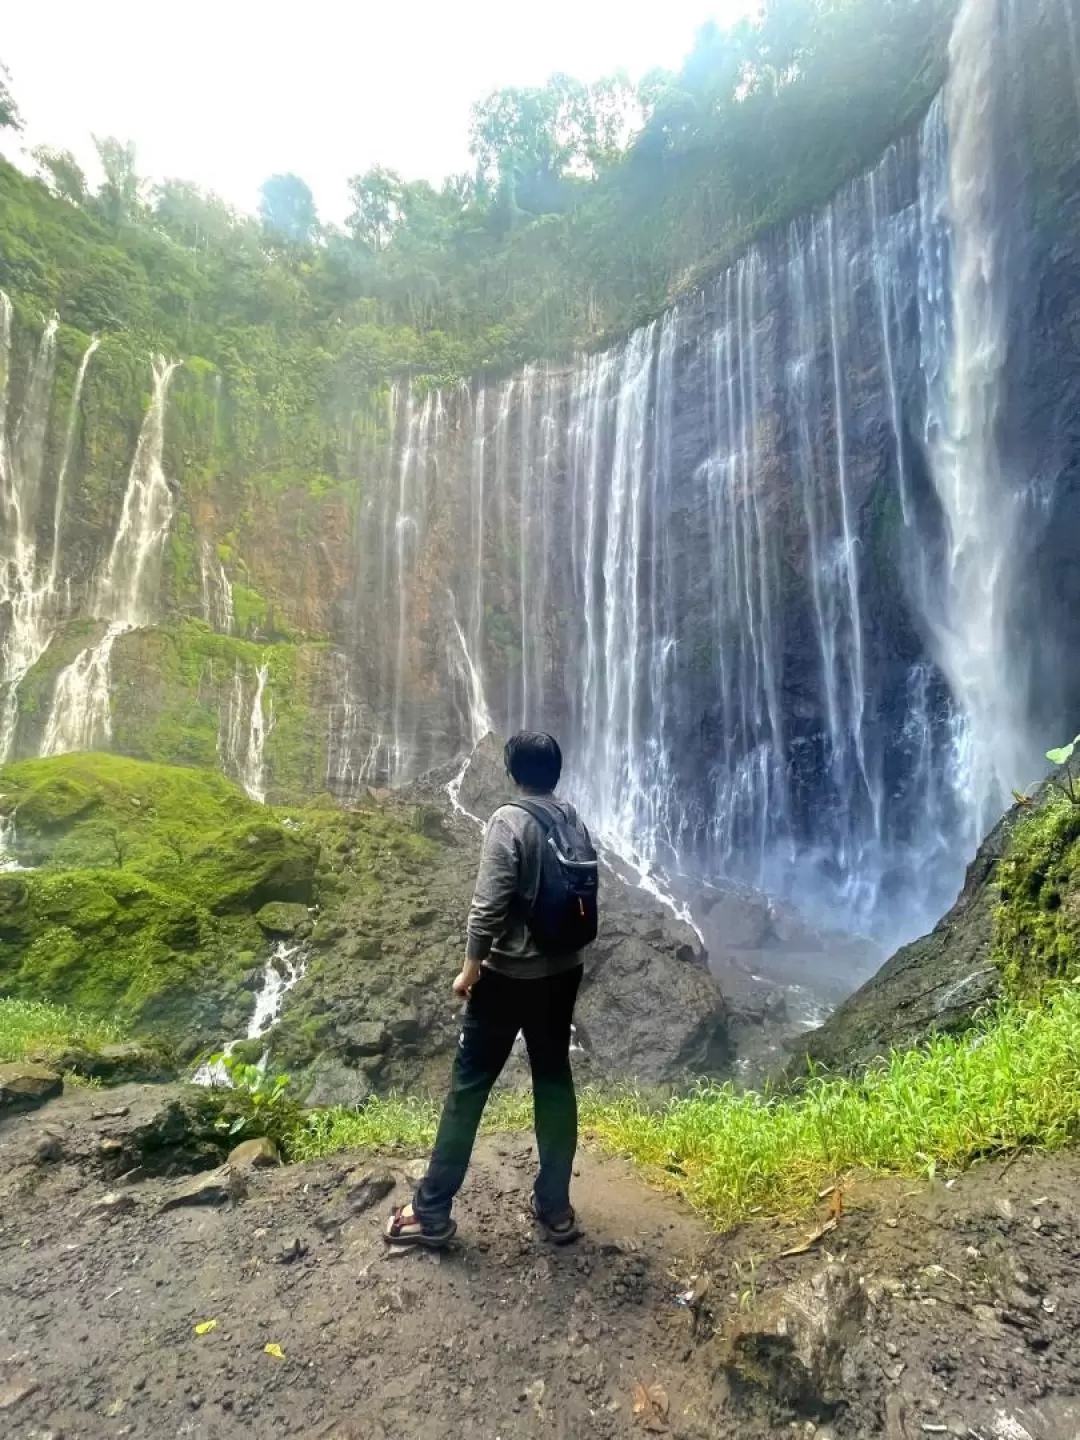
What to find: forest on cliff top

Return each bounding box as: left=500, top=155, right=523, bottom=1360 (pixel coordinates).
left=0, top=0, right=953, bottom=394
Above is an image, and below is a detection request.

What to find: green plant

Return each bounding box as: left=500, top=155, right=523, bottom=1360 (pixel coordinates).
left=207, top=1051, right=298, bottom=1148
left=1046, top=735, right=1080, bottom=803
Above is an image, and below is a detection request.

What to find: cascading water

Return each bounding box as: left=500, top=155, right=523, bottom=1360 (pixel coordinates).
left=42, top=356, right=179, bottom=756
left=240, top=664, right=273, bottom=803
left=191, top=939, right=308, bottom=1085
left=919, top=0, right=1037, bottom=841
left=326, top=0, right=1059, bottom=947
left=199, top=541, right=234, bottom=634
left=219, top=663, right=274, bottom=803
left=0, top=303, right=60, bottom=762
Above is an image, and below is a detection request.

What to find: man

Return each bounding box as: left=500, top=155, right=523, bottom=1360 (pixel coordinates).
left=385, top=731, right=598, bottom=1249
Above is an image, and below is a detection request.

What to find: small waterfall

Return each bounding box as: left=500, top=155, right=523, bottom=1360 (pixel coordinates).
left=199, top=541, right=233, bottom=634
left=920, top=0, right=1034, bottom=839
left=0, top=805, right=21, bottom=872
left=49, top=334, right=100, bottom=587
left=240, top=664, right=273, bottom=803
left=0, top=305, right=66, bottom=763
left=43, top=356, right=179, bottom=754
left=192, top=940, right=308, bottom=1085
left=219, top=664, right=273, bottom=803
left=40, top=622, right=123, bottom=756
left=449, top=604, right=492, bottom=748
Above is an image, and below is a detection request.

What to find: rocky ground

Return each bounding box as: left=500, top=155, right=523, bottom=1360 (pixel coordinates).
left=3, top=1082, right=1080, bottom=1440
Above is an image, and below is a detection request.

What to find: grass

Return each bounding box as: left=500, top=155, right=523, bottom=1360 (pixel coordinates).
left=0, top=997, right=127, bottom=1064
left=286, top=987, right=1080, bottom=1231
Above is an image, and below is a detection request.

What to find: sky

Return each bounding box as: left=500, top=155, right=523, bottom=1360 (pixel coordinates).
left=2, top=0, right=756, bottom=225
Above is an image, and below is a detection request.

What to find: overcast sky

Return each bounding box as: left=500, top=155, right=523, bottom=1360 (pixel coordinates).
left=2, top=0, right=756, bottom=224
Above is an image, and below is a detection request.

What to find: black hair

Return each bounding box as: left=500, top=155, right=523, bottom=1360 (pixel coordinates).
left=504, top=731, right=563, bottom=793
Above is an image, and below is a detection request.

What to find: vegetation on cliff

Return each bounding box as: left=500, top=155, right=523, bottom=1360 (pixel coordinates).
left=994, top=794, right=1080, bottom=998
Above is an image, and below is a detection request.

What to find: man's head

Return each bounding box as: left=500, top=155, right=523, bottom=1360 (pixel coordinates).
left=504, top=731, right=562, bottom=794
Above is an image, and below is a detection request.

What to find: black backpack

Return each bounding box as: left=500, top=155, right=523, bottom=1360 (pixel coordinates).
left=508, top=799, right=599, bottom=955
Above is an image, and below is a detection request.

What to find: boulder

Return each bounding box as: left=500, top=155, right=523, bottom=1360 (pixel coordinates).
left=44, top=1041, right=173, bottom=1084
left=0, top=1062, right=63, bottom=1115
left=303, top=1055, right=372, bottom=1110
left=256, top=901, right=311, bottom=938
left=720, top=1261, right=867, bottom=1416
left=228, top=1136, right=281, bottom=1169
left=159, top=1165, right=247, bottom=1211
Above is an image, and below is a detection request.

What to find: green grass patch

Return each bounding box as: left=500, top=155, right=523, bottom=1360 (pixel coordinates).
left=286, top=989, right=1080, bottom=1231
left=0, top=997, right=126, bottom=1063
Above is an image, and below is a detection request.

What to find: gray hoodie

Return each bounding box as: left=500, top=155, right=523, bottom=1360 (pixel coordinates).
left=465, top=796, right=587, bottom=980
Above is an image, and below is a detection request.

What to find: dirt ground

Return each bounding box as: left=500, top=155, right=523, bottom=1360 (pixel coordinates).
left=2, top=1085, right=1080, bottom=1440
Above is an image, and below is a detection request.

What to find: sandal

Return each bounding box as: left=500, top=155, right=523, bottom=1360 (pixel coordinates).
left=530, top=1194, right=581, bottom=1246
left=384, top=1203, right=457, bottom=1250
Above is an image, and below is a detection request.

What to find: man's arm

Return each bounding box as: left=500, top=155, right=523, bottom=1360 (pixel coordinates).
left=454, top=812, right=520, bottom=994
left=466, top=811, right=521, bottom=960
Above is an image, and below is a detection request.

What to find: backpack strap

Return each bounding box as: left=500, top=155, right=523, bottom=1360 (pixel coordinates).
left=504, top=798, right=563, bottom=833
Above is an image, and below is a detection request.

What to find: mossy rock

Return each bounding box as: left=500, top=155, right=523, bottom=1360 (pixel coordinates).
left=993, top=794, right=1080, bottom=996
left=256, top=901, right=311, bottom=937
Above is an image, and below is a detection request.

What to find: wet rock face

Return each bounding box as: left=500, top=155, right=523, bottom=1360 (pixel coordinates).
left=793, top=764, right=1080, bottom=1075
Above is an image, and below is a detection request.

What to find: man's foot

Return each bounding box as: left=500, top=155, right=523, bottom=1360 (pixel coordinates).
left=383, top=1203, right=457, bottom=1249
left=530, top=1194, right=581, bottom=1245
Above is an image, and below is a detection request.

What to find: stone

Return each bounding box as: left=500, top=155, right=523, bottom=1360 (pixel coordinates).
left=721, top=1261, right=867, bottom=1415
left=0, top=1377, right=38, bottom=1410
left=347, top=1171, right=396, bottom=1215
left=159, top=1166, right=246, bottom=1211
left=342, top=1021, right=389, bottom=1058
left=228, top=1136, right=281, bottom=1169
left=256, top=901, right=311, bottom=938
left=89, top=1192, right=137, bottom=1218
left=0, top=1062, right=63, bottom=1114
left=303, top=1056, right=372, bottom=1110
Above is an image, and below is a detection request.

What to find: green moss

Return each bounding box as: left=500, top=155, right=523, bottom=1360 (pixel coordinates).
left=232, top=583, right=269, bottom=638
left=993, top=795, right=1080, bottom=997
left=0, top=754, right=321, bottom=1050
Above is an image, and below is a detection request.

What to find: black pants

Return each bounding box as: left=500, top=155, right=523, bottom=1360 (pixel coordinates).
left=413, top=965, right=582, bottom=1227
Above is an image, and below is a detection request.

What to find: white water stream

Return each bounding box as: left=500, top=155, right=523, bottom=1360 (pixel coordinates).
left=191, top=940, right=308, bottom=1086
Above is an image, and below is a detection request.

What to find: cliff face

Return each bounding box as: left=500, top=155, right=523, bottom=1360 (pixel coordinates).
left=1, top=1, right=1077, bottom=953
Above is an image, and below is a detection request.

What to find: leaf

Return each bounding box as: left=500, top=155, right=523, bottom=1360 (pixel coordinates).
left=646, top=1383, right=669, bottom=1417
left=1047, top=744, right=1075, bottom=766
left=264, top=1342, right=285, bottom=1360
left=194, top=1319, right=217, bottom=1335
left=780, top=1216, right=838, bottom=1257
left=632, top=1382, right=650, bottom=1415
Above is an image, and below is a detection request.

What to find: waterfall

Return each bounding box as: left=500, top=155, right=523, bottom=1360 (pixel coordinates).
left=49, top=334, right=100, bottom=587
left=42, top=356, right=179, bottom=755
left=199, top=541, right=233, bottom=633
left=192, top=939, right=308, bottom=1085
left=0, top=805, right=20, bottom=872
left=0, top=305, right=64, bottom=763
left=919, top=0, right=1035, bottom=840
left=241, top=664, right=273, bottom=803
left=218, top=664, right=273, bottom=802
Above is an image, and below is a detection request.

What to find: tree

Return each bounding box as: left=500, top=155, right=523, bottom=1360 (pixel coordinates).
left=258, top=173, right=318, bottom=245
left=154, top=178, right=240, bottom=251
left=32, top=146, right=89, bottom=205
left=93, top=136, right=143, bottom=224
left=0, top=61, right=21, bottom=132
left=346, top=167, right=404, bottom=252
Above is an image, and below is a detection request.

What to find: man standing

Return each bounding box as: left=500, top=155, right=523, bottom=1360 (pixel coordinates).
left=385, top=732, right=598, bottom=1249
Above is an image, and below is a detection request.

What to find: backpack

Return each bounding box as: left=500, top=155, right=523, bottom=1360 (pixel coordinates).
left=508, top=799, right=599, bottom=955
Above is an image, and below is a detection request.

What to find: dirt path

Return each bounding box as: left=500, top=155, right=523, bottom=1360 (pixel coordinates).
left=0, top=1088, right=717, bottom=1440
left=4, top=1087, right=1080, bottom=1439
